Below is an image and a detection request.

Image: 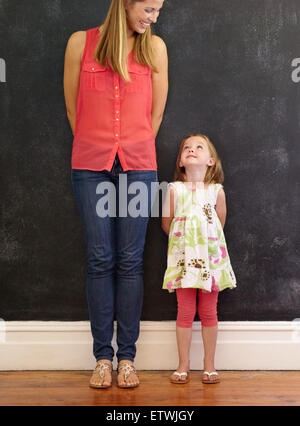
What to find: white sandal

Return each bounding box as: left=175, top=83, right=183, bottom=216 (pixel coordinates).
left=202, top=371, right=220, bottom=384
left=170, top=371, right=190, bottom=384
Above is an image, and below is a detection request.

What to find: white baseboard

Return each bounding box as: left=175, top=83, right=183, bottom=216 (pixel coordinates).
left=0, top=321, right=300, bottom=371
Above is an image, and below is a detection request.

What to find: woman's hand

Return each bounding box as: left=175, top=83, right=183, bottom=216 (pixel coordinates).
left=151, top=35, right=168, bottom=137
left=63, top=31, right=86, bottom=135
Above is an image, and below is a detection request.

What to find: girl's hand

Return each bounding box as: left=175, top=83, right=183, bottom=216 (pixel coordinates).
left=215, top=188, right=227, bottom=228
left=162, top=185, right=176, bottom=235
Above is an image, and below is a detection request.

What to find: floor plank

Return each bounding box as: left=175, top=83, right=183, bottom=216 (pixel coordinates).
left=0, top=371, right=299, bottom=406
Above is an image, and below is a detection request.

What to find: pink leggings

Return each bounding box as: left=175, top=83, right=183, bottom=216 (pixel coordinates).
left=176, top=288, right=218, bottom=328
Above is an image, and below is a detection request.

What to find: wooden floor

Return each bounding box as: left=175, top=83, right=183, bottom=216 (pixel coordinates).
left=0, top=371, right=300, bottom=406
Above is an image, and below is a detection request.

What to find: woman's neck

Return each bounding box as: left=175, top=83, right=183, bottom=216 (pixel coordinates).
left=126, top=24, right=135, bottom=39
left=127, top=30, right=136, bottom=51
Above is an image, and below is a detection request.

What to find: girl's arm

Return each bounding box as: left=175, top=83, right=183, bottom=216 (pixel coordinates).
left=63, top=31, right=86, bottom=135
left=215, top=188, right=227, bottom=229
left=162, top=185, right=176, bottom=235
left=151, top=35, right=168, bottom=137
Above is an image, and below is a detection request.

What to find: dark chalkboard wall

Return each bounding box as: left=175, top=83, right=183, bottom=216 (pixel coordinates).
left=1, top=0, right=300, bottom=321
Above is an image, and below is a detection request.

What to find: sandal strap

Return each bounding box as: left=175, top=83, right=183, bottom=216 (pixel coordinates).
left=118, top=363, right=137, bottom=381
left=203, top=371, right=219, bottom=377
left=95, top=362, right=112, bottom=379
left=173, top=371, right=188, bottom=378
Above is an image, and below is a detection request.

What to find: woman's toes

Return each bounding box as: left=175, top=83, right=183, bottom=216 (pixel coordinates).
left=117, top=375, right=125, bottom=386
left=90, top=367, right=112, bottom=387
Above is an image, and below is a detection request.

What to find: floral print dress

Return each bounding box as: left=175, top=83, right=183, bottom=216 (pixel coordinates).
left=162, top=181, right=237, bottom=293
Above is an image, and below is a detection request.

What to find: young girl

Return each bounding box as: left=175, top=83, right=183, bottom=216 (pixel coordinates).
left=162, top=134, right=236, bottom=384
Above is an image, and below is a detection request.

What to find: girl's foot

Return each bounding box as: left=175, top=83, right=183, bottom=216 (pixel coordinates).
left=117, top=360, right=139, bottom=388
left=170, top=370, right=190, bottom=384
left=203, top=357, right=219, bottom=383
left=89, top=359, right=113, bottom=389
left=202, top=370, right=220, bottom=384
left=170, top=362, right=190, bottom=384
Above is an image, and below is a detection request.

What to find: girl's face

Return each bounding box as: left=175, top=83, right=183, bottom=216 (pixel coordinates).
left=179, top=136, right=215, bottom=169
left=125, top=0, right=164, bottom=34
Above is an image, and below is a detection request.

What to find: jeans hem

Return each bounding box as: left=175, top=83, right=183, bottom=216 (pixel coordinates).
left=117, top=357, right=135, bottom=363
left=95, top=356, right=114, bottom=363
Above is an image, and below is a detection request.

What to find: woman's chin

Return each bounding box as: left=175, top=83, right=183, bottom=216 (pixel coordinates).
left=131, top=22, right=149, bottom=34
left=135, top=27, right=147, bottom=34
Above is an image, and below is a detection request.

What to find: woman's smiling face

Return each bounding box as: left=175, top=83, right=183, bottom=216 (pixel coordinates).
left=125, top=0, right=164, bottom=34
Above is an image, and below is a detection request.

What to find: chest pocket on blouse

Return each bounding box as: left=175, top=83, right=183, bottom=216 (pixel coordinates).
left=82, top=62, right=107, bottom=92
left=126, top=62, right=150, bottom=93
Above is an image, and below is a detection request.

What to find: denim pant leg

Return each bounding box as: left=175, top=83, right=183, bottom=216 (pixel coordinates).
left=71, top=169, right=116, bottom=362
left=115, top=169, right=158, bottom=362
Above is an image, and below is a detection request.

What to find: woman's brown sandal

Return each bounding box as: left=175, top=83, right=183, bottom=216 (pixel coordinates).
left=89, top=360, right=113, bottom=389
left=117, top=362, right=139, bottom=389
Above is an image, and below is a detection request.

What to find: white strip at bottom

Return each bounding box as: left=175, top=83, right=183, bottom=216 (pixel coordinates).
left=0, top=321, right=300, bottom=371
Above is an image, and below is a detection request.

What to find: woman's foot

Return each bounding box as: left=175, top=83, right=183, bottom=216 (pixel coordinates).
left=89, top=359, right=113, bottom=389
left=117, top=360, right=139, bottom=388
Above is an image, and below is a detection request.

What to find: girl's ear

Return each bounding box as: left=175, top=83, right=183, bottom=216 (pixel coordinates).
left=208, top=157, right=215, bottom=167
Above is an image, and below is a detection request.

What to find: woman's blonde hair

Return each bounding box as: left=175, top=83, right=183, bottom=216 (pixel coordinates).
left=174, top=134, right=224, bottom=184
left=94, top=0, right=157, bottom=81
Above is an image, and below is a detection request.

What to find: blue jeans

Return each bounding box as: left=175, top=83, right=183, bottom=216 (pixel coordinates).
left=71, top=154, right=158, bottom=362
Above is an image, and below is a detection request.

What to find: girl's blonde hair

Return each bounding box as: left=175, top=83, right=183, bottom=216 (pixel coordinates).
left=174, top=134, right=224, bottom=184
left=94, top=0, right=157, bottom=81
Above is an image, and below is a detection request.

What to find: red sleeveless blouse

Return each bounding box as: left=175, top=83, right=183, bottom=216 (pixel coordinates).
left=71, top=27, right=157, bottom=171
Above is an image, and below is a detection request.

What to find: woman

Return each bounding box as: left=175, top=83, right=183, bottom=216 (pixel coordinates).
left=63, top=0, right=168, bottom=388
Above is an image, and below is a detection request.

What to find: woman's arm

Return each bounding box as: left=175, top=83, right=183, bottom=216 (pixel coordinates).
left=162, top=185, right=176, bottom=235
left=151, top=35, right=168, bottom=137
left=63, top=31, right=86, bottom=135
left=215, top=188, right=227, bottom=229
